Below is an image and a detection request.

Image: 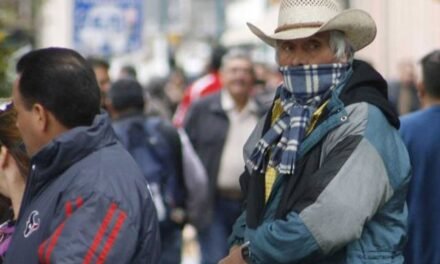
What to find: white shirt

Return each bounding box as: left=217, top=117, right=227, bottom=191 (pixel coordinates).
left=217, top=90, right=259, bottom=191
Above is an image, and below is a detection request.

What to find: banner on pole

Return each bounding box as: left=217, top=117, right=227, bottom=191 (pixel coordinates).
left=73, top=0, right=143, bottom=56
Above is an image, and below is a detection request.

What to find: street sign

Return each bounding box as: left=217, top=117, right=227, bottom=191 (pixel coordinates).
left=73, top=0, right=143, bottom=57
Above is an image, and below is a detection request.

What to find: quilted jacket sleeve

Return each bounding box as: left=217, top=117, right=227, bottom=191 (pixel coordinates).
left=37, top=190, right=160, bottom=264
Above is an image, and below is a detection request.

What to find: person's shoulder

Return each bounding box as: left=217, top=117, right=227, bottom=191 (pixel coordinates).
left=197, top=90, right=222, bottom=103
left=73, top=143, right=143, bottom=180
left=337, top=103, right=398, bottom=141
left=187, top=72, right=218, bottom=95
left=147, top=116, right=179, bottom=141
left=69, top=144, right=149, bottom=199
left=189, top=90, right=222, bottom=110
left=400, top=109, right=429, bottom=128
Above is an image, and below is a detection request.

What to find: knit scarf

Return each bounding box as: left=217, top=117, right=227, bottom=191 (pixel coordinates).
left=247, top=63, right=351, bottom=175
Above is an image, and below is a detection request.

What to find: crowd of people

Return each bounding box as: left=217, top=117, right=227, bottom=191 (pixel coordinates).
left=0, top=0, right=438, bottom=263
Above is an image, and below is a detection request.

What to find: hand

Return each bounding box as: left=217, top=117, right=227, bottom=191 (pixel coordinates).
left=229, top=245, right=240, bottom=254
left=218, top=246, right=246, bottom=264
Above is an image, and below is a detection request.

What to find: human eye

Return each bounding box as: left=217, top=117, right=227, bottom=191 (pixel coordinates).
left=307, top=39, right=322, bottom=51
left=278, top=42, right=294, bottom=52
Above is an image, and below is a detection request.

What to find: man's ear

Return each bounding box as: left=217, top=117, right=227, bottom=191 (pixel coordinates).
left=32, top=103, right=49, bottom=132
left=416, top=80, right=426, bottom=102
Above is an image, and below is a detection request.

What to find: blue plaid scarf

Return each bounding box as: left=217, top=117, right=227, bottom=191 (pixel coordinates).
left=247, top=63, right=351, bottom=175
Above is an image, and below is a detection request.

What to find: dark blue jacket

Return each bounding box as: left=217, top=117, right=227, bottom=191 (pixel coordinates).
left=112, top=113, right=185, bottom=228
left=400, top=106, right=440, bottom=264
left=4, top=113, right=160, bottom=264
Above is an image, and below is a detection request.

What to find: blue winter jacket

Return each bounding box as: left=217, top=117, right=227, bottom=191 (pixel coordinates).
left=400, top=106, right=440, bottom=264
left=229, top=61, right=411, bottom=263
left=4, top=113, right=160, bottom=264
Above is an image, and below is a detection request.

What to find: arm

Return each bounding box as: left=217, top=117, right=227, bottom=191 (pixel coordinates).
left=178, top=129, right=209, bottom=229
left=228, top=210, right=247, bottom=248
left=218, top=211, right=248, bottom=264
left=37, top=190, right=160, bottom=264
left=182, top=102, right=200, bottom=148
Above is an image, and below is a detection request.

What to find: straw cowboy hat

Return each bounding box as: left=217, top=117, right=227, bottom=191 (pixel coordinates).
left=247, top=0, right=377, bottom=51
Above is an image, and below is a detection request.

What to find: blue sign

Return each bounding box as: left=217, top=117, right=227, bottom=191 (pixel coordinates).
left=73, top=0, right=143, bottom=56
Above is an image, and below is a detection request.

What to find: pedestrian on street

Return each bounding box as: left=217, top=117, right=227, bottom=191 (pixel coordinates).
left=222, top=0, right=411, bottom=263
left=400, top=50, right=440, bottom=264
left=3, top=47, right=161, bottom=264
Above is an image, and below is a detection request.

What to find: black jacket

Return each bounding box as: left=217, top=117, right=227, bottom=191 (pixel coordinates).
left=184, top=92, right=265, bottom=218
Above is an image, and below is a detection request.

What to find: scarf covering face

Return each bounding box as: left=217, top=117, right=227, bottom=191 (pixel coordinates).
left=247, top=63, right=351, bottom=175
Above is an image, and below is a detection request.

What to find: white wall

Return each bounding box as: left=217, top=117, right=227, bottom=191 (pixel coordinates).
left=38, top=0, right=73, bottom=48
left=221, top=0, right=268, bottom=46
left=351, top=0, right=440, bottom=79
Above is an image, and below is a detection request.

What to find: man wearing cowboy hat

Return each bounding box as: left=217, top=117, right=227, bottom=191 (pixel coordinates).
left=221, top=0, right=411, bottom=263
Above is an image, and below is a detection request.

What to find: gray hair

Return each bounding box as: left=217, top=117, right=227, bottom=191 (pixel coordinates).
left=329, top=31, right=354, bottom=62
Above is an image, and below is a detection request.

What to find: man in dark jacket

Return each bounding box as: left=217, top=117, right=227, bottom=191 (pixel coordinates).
left=221, top=0, right=411, bottom=263
left=4, top=47, right=160, bottom=263
left=400, top=50, right=440, bottom=264
left=184, top=49, right=264, bottom=264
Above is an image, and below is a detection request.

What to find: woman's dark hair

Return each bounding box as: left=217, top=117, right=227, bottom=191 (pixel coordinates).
left=0, top=100, right=29, bottom=221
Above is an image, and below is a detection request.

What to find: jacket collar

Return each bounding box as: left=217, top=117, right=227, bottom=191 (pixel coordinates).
left=29, top=112, right=117, bottom=195
left=221, top=89, right=259, bottom=114
left=208, top=90, right=265, bottom=118
left=340, top=60, right=399, bottom=128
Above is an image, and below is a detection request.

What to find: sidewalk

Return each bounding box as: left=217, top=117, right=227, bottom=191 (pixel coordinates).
left=182, top=225, right=200, bottom=264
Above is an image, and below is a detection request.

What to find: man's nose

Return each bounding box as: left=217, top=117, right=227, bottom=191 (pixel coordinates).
left=290, top=50, right=308, bottom=66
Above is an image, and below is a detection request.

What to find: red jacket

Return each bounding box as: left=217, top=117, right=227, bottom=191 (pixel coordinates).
left=173, top=71, right=222, bottom=127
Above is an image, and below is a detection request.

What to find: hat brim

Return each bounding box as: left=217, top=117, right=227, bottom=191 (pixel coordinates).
left=247, top=9, right=377, bottom=51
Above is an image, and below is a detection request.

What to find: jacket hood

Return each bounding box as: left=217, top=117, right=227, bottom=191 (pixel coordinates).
left=340, top=60, right=400, bottom=129
left=29, top=112, right=117, bottom=194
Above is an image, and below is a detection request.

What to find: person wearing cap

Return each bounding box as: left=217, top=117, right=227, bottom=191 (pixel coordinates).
left=222, top=0, right=411, bottom=263
left=400, top=50, right=440, bottom=264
